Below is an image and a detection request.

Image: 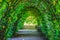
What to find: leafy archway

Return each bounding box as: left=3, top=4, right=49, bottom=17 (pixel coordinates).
left=16, top=7, right=40, bottom=30
left=0, top=0, right=60, bottom=40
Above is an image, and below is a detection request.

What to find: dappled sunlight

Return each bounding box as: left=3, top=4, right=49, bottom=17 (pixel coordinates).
left=23, top=15, right=38, bottom=29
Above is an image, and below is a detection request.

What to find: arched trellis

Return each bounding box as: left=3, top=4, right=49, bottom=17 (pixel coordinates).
left=0, top=0, right=60, bottom=40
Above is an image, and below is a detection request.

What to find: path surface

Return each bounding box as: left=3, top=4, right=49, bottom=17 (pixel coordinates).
left=7, top=29, right=45, bottom=40
left=8, top=36, right=44, bottom=40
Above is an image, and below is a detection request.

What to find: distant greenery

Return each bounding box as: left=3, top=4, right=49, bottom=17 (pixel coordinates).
left=24, top=11, right=37, bottom=25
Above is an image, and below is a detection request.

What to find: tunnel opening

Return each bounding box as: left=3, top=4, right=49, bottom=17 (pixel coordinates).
left=8, top=8, right=47, bottom=40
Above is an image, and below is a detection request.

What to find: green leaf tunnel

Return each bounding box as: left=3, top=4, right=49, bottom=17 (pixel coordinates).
left=0, top=0, right=60, bottom=40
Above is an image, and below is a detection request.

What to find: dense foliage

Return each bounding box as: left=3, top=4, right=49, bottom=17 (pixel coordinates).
left=0, top=0, right=60, bottom=40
